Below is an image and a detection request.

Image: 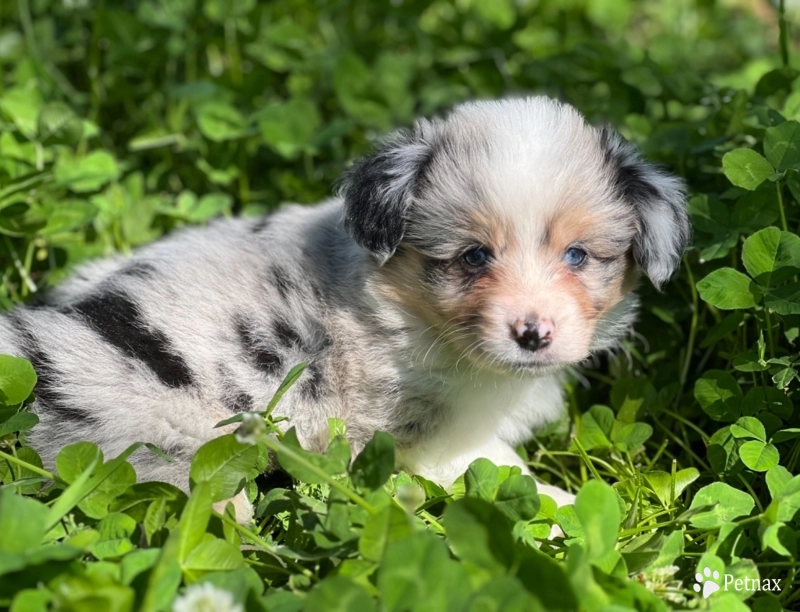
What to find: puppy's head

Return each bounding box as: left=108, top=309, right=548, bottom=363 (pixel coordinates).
left=340, top=98, right=689, bottom=373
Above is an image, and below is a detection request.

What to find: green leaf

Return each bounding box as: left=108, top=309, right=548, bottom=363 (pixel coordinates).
left=771, top=474, right=800, bottom=521
left=574, top=480, right=620, bottom=561
left=739, top=440, right=779, bottom=472
left=358, top=503, right=411, bottom=562
left=576, top=405, right=614, bottom=450
left=203, top=0, right=256, bottom=22
left=730, top=416, right=767, bottom=441
left=37, top=101, right=83, bottom=146
left=763, top=283, right=800, bottom=315
left=443, top=497, right=515, bottom=573
left=378, top=531, right=471, bottom=612
left=141, top=525, right=182, bottom=611
left=182, top=533, right=244, bottom=581
left=766, top=466, right=793, bottom=499
left=350, top=431, right=395, bottom=490
left=611, top=422, right=652, bottom=452
left=54, top=442, right=137, bottom=519
left=761, top=522, right=793, bottom=556
left=764, top=120, right=800, bottom=170
left=688, top=482, right=755, bottom=529
left=333, top=53, right=390, bottom=129
left=55, top=150, right=121, bottom=193
left=195, top=101, right=246, bottom=142
left=722, top=148, right=775, bottom=190
left=305, top=577, right=377, bottom=612
left=697, top=268, right=759, bottom=309
left=0, top=412, right=38, bottom=437
left=644, top=468, right=700, bottom=507
left=0, top=355, right=36, bottom=405
left=464, top=458, right=500, bottom=500
left=694, top=370, right=742, bottom=422
left=472, top=0, right=516, bottom=29
left=264, top=361, right=307, bottom=418
left=742, top=385, right=793, bottom=418
left=276, top=427, right=350, bottom=484
left=186, top=193, right=232, bottom=223
left=90, top=512, right=137, bottom=560
left=189, top=434, right=259, bottom=502
left=178, top=481, right=212, bottom=564
left=0, top=86, right=42, bottom=138
left=707, top=426, right=739, bottom=475
left=40, top=200, right=98, bottom=236
left=742, top=227, right=800, bottom=286
left=494, top=475, right=541, bottom=522
left=257, top=98, right=321, bottom=159
left=0, top=489, right=48, bottom=554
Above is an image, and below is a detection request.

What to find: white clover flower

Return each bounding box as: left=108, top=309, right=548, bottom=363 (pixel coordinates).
left=234, top=412, right=267, bottom=445
left=637, top=565, right=686, bottom=605
left=172, top=583, right=243, bottom=612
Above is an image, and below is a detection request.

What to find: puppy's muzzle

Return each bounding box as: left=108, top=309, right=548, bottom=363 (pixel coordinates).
left=511, top=318, right=554, bottom=352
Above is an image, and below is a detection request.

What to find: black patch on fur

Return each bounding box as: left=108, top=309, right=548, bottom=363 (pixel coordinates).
left=270, top=266, right=296, bottom=301
left=236, top=319, right=283, bottom=375
left=300, top=361, right=325, bottom=401
left=118, top=262, right=157, bottom=279
left=70, top=292, right=194, bottom=388
left=273, top=319, right=304, bottom=349
left=14, top=318, right=97, bottom=423
left=340, top=129, right=438, bottom=259
left=250, top=216, right=271, bottom=234
left=398, top=420, right=425, bottom=439
left=598, top=125, right=690, bottom=286
left=599, top=126, right=662, bottom=207
left=229, top=391, right=254, bottom=413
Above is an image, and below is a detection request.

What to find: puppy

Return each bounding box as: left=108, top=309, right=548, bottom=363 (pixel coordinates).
left=4, top=97, right=689, bottom=519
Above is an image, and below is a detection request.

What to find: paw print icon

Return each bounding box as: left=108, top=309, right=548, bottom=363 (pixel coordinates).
left=693, top=566, right=721, bottom=598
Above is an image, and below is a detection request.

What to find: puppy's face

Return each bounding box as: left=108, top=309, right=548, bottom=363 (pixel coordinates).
left=343, top=98, right=689, bottom=374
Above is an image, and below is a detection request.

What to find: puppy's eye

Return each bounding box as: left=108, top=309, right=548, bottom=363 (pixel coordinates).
left=564, top=247, right=587, bottom=267
left=463, top=247, right=489, bottom=267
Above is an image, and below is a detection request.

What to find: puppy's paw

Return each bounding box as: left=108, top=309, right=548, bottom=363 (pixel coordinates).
left=536, top=482, right=575, bottom=508
left=212, top=490, right=254, bottom=524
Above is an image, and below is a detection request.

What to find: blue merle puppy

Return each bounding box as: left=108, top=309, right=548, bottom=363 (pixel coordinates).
left=4, top=97, right=689, bottom=520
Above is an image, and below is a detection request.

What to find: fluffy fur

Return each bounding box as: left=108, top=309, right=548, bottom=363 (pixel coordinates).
left=5, top=97, right=689, bottom=517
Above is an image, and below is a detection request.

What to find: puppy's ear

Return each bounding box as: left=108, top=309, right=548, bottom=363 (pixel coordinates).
left=599, top=126, right=691, bottom=289
left=339, top=125, right=435, bottom=264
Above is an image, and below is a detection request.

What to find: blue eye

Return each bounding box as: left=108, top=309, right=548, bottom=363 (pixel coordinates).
left=463, top=247, right=489, bottom=267
left=564, top=247, right=587, bottom=266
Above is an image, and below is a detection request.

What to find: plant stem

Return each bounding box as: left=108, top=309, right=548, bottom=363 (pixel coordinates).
left=212, top=510, right=318, bottom=581
left=675, top=258, right=699, bottom=408
left=0, top=449, right=60, bottom=482
left=571, top=436, right=603, bottom=482
left=778, top=0, right=790, bottom=68
left=777, top=182, right=789, bottom=232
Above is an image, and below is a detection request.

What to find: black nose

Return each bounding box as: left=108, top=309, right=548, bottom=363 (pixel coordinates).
left=511, top=321, right=553, bottom=352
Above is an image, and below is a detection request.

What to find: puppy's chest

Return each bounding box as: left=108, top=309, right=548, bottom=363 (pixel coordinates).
left=382, top=367, right=545, bottom=446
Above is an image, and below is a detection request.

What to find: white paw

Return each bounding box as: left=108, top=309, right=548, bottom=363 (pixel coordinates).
left=536, top=482, right=576, bottom=507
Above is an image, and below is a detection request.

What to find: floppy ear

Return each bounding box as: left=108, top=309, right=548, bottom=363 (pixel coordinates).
left=339, top=125, right=435, bottom=264
left=599, top=126, right=691, bottom=289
